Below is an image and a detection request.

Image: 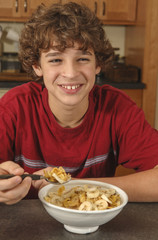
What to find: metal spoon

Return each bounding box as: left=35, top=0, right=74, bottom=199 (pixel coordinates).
left=0, top=174, right=71, bottom=184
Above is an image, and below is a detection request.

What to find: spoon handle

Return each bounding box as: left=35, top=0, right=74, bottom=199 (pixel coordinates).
left=0, top=174, right=44, bottom=180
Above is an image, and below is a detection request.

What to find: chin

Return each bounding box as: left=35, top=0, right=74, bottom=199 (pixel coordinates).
left=61, top=96, right=86, bottom=107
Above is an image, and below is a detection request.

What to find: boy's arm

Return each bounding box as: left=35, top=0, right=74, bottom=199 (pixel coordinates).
left=86, top=167, right=158, bottom=202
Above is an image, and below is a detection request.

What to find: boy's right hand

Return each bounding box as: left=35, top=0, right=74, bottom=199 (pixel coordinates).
left=0, top=161, right=32, bottom=205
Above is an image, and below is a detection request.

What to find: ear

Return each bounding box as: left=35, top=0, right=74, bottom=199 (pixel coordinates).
left=95, top=66, right=101, bottom=75
left=32, top=64, right=43, bottom=77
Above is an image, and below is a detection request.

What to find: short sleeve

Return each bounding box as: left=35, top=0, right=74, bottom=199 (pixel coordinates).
left=116, top=102, right=158, bottom=171
left=0, top=104, right=16, bottom=162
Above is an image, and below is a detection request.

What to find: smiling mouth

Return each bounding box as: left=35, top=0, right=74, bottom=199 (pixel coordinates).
left=61, top=84, right=80, bottom=90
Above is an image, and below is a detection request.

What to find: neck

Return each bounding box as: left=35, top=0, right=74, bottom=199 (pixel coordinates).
left=48, top=97, right=89, bottom=128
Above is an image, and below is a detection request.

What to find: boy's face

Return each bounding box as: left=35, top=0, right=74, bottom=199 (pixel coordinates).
left=33, top=44, right=100, bottom=108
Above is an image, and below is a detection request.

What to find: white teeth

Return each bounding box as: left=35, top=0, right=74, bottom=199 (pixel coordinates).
left=62, top=85, right=80, bottom=90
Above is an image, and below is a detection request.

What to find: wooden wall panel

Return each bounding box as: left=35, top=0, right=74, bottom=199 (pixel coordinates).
left=125, top=0, right=158, bottom=127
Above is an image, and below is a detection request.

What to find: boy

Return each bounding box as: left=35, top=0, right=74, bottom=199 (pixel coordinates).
left=0, top=2, right=158, bottom=205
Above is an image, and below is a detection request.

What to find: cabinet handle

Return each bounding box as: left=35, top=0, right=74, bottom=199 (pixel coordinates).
left=15, top=0, right=19, bottom=12
left=94, top=2, right=97, bottom=15
left=103, top=1, right=106, bottom=16
left=24, top=0, right=27, bottom=12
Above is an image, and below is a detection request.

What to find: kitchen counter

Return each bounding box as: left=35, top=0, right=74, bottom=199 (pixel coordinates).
left=95, top=80, right=145, bottom=89
left=0, top=199, right=157, bottom=240
left=0, top=72, right=31, bottom=88
left=0, top=81, right=146, bottom=89
left=0, top=74, right=145, bottom=90
left=0, top=77, right=145, bottom=108
left=0, top=72, right=145, bottom=109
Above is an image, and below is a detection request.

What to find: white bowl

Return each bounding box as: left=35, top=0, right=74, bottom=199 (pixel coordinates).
left=38, top=180, right=128, bottom=234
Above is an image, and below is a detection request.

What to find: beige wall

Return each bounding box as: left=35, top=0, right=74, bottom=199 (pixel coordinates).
left=103, top=26, right=125, bottom=57
left=0, top=22, right=24, bottom=53
left=0, top=89, right=9, bottom=98
left=0, top=22, right=125, bottom=56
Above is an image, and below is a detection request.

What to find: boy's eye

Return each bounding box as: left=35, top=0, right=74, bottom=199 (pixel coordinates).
left=49, top=59, right=62, bottom=63
left=78, top=58, right=90, bottom=62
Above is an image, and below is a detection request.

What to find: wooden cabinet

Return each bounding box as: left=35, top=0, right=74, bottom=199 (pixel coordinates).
left=0, top=0, right=137, bottom=24
left=61, top=0, right=137, bottom=24
left=0, top=0, right=60, bottom=21
left=96, top=0, right=137, bottom=22
left=20, top=0, right=60, bottom=18
left=0, top=0, right=19, bottom=18
left=125, top=0, right=158, bottom=127
left=122, top=89, right=142, bottom=108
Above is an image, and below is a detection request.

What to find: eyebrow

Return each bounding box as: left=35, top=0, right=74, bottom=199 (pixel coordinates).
left=45, top=52, right=61, bottom=57
left=45, top=50, right=93, bottom=58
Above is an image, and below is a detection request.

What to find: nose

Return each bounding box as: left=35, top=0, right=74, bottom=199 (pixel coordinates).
left=61, top=61, right=79, bottom=78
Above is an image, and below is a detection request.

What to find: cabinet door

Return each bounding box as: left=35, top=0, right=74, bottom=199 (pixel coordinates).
left=96, top=0, right=137, bottom=22
left=22, top=0, right=60, bottom=17
left=0, top=0, right=137, bottom=22
left=0, top=0, right=21, bottom=18
left=61, top=0, right=137, bottom=22
left=0, top=0, right=60, bottom=20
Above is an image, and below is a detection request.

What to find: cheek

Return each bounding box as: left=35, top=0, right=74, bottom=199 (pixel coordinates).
left=43, top=70, right=59, bottom=86
left=85, top=64, right=97, bottom=74
left=42, top=71, right=52, bottom=84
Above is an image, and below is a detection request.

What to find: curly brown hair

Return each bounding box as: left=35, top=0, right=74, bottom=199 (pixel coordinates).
left=19, top=2, right=114, bottom=82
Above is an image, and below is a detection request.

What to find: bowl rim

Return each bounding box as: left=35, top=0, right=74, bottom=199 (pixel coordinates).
left=38, top=179, right=128, bottom=214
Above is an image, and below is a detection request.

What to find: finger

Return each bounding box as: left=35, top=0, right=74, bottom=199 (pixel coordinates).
left=0, top=161, right=24, bottom=175
left=0, top=168, right=8, bottom=175
left=32, top=167, right=53, bottom=190
left=0, top=176, right=22, bottom=191
left=34, top=167, right=53, bottom=176
left=44, top=166, right=53, bottom=172
left=32, top=178, right=48, bottom=190
left=0, top=177, right=32, bottom=204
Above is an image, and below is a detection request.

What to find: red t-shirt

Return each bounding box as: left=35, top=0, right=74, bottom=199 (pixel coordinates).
left=0, top=82, right=158, bottom=179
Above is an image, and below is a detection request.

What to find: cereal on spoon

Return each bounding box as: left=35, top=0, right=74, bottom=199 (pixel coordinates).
left=43, top=167, right=71, bottom=184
